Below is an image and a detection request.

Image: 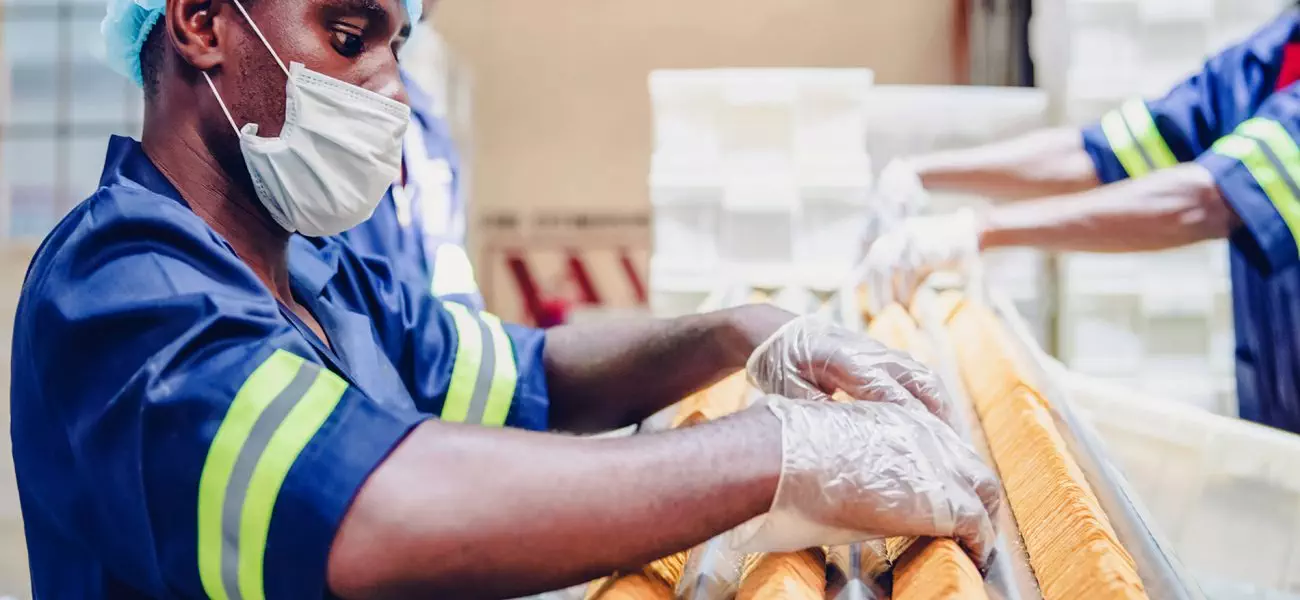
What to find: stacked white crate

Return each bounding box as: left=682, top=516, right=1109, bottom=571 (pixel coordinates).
left=648, top=69, right=874, bottom=316
left=1037, top=0, right=1290, bottom=125
left=1029, top=0, right=1289, bottom=411
left=1059, top=244, right=1236, bottom=414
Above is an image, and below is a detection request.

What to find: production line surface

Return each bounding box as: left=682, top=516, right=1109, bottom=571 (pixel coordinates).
left=584, top=292, right=1193, bottom=599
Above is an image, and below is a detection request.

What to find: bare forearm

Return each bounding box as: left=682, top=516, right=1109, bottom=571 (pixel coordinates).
left=329, top=411, right=782, bottom=599
left=910, top=127, right=1101, bottom=200
left=978, top=164, right=1239, bottom=253
left=543, top=304, right=795, bottom=433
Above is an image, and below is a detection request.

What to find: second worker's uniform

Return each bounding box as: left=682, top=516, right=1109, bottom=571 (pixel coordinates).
left=1083, top=8, right=1300, bottom=433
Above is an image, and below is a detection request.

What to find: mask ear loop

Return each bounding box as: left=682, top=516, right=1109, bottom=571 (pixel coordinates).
left=228, top=0, right=290, bottom=78
left=200, top=0, right=295, bottom=135
left=202, top=71, right=242, bottom=135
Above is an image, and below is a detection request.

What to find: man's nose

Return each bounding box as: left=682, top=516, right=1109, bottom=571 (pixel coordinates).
left=369, top=73, right=410, bottom=107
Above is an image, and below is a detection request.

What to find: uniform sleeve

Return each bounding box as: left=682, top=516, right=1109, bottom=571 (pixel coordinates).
left=1082, top=13, right=1293, bottom=183
left=338, top=246, right=551, bottom=431
left=1197, top=85, right=1300, bottom=275
left=25, top=205, right=427, bottom=599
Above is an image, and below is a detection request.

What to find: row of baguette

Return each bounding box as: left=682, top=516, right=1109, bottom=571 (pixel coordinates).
left=584, top=293, right=1149, bottom=599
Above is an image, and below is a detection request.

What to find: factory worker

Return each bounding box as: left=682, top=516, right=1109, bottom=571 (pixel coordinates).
left=9, top=1, right=1000, bottom=598
left=338, top=0, right=482, bottom=307
left=863, top=7, right=1300, bottom=434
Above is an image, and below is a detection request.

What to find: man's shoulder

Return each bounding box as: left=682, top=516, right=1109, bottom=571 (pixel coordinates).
left=22, top=184, right=253, bottom=311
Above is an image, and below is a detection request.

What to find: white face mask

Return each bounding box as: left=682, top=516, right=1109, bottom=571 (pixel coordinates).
left=203, top=0, right=410, bottom=237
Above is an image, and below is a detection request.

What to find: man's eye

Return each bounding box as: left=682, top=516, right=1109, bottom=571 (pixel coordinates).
left=331, top=29, right=365, bottom=57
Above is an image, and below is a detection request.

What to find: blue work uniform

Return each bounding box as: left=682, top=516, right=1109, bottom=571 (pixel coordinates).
left=339, top=71, right=483, bottom=310
left=10, top=136, right=549, bottom=599
left=1082, top=9, right=1300, bottom=433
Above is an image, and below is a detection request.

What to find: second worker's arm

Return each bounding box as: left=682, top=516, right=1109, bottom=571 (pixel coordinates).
left=907, top=127, right=1102, bottom=200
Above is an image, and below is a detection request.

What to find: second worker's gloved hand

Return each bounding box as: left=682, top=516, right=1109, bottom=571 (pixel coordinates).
left=733, top=396, right=1001, bottom=567
left=747, top=315, right=952, bottom=423
left=861, top=208, right=981, bottom=316
left=875, top=160, right=929, bottom=222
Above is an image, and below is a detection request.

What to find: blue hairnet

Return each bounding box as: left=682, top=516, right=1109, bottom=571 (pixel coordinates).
left=102, top=0, right=424, bottom=87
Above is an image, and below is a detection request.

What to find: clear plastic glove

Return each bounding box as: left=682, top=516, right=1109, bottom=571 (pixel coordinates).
left=746, top=315, right=951, bottom=423
left=862, top=208, right=981, bottom=316
left=876, top=160, right=929, bottom=222
left=733, top=396, right=1000, bottom=567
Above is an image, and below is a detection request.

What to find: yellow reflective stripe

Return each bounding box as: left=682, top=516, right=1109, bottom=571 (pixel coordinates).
left=198, top=350, right=347, bottom=600
left=1101, top=109, right=1151, bottom=178
left=1212, top=134, right=1300, bottom=253
left=442, top=302, right=482, bottom=423
left=1121, top=99, right=1178, bottom=169
left=479, top=312, right=519, bottom=427
left=1238, top=118, right=1300, bottom=187
left=198, top=350, right=303, bottom=600
left=238, top=366, right=347, bottom=600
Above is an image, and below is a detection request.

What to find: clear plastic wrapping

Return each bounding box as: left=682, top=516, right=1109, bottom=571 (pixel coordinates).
left=675, top=532, right=750, bottom=600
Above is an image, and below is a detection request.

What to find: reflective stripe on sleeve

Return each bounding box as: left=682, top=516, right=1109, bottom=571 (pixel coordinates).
left=1212, top=119, right=1300, bottom=254
left=197, top=350, right=349, bottom=600
left=442, top=303, right=519, bottom=427
left=1121, top=99, right=1179, bottom=170
left=1100, top=99, right=1179, bottom=178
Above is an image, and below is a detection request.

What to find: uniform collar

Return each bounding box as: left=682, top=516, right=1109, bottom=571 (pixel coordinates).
left=100, top=135, right=186, bottom=204
left=288, top=235, right=344, bottom=299
left=103, top=135, right=344, bottom=299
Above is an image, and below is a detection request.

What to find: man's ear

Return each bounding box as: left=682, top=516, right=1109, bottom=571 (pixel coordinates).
left=164, top=0, right=223, bottom=72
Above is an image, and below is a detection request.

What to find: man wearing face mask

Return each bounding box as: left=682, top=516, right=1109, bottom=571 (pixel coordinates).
left=339, top=0, right=482, bottom=307
left=9, top=0, right=999, bottom=598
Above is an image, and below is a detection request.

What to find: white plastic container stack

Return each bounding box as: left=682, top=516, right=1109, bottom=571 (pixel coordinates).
left=1059, top=242, right=1236, bottom=415
left=1067, top=374, right=1300, bottom=597
left=1035, top=0, right=1293, bottom=124
left=648, top=69, right=874, bottom=311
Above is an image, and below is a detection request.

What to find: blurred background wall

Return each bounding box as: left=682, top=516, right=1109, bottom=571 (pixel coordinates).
left=434, top=0, right=964, bottom=322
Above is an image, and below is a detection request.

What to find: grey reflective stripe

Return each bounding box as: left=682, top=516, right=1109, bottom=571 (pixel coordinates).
left=219, top=360, right=320, bottom=600
left=464, top=318, right=497, bottom=425
left=1245, top=133, right=1300, bottom=202
left=1121, top=111, right=1156, bottom=171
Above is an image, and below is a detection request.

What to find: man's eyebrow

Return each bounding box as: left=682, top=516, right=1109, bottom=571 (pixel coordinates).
left=319, top=0, right=389, bottom=20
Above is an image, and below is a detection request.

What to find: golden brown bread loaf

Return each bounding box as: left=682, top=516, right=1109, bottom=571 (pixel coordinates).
left=584, top=552, right=687, bottom=599
left=592, top=365, right=755, bottom=598
left=735, top=549, right=826, bottom=599
left=672, top=370, right=752, bottom=426
left=893, top=538, right=988, bottom=600
left=585, top=571, right=674, bottom=600
left=947, top=301, right=1148, bottom=600
left=866, top=304, right=984, bottom=599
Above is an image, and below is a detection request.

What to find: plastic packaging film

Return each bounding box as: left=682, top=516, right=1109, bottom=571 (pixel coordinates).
left=675, top=531, right=750, bottom=600
left=946, top=300, right=1148, bottom=600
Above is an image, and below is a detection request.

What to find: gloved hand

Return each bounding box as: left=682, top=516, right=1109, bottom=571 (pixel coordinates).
left=733, top=396, right=1000, bottom=567
left=746, top=315, right=951, bottom=423
left=862, top=160, right=929, bottom=251
left=861, top=208, right=981, bottom=316
left=876, top=160, right=929, bottom=223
